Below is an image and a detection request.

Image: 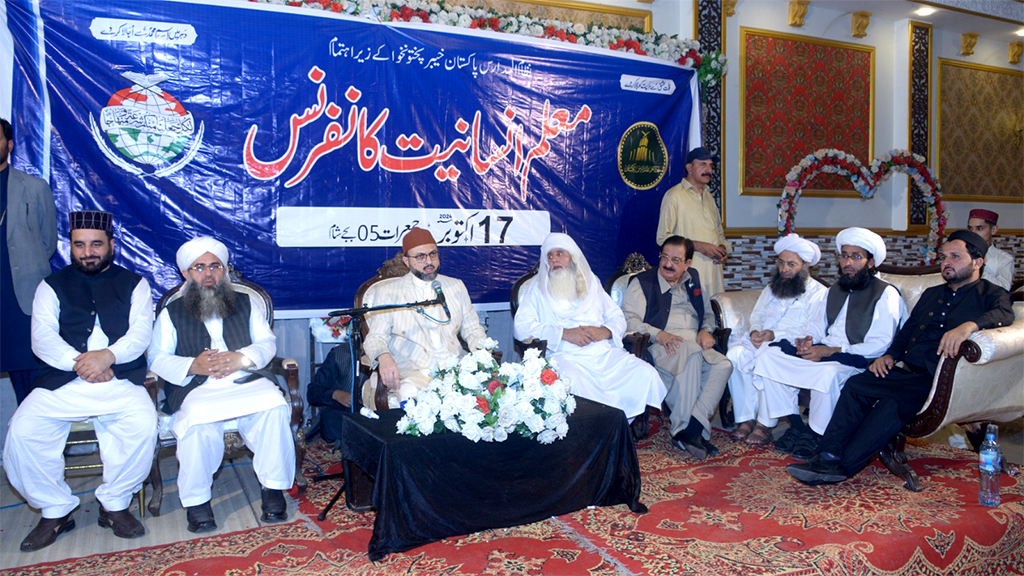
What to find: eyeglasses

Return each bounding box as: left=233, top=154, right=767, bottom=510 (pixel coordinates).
left=837, top=252, right=866, bottom=262
left=407, top=250, right=439, bottom=263
left=659, top=253, right=685, bottom=265
left=188, top=262, right=224, bottom=273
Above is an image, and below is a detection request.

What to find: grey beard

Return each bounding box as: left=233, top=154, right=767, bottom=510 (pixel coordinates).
left=411, top=267, right=439, bottom=282
left=768, top=267, right=809, bottom=299
left=182, top=276, right=236, bottom=321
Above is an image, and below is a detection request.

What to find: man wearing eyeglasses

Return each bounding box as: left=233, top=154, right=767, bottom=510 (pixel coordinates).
left=752, top=227, right=906, bottom=461
left=148, top=236, right=294, bottom=533
left=5, top=210, right=156, bottom=551
left=362, top=227, right=490, bottom=407
left=621, top=235, right=732, bottom=460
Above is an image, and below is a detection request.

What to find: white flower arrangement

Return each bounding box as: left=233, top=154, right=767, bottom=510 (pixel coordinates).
left=397, top=345, right=576, bottom=444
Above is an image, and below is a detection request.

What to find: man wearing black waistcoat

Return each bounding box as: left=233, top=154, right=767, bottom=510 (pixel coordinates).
left=3, top=210, right=156, bottom=551
left=148, top=236, right=294, bottom=533
left=787, top=230, right=1014, bottom=485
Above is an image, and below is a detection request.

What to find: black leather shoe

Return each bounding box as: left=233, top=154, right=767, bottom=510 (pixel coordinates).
left=791, top=431, right=821, bottom=462
left=98, top=506, right=145, bottom=538
left=672, top=431, right=707, bottom=460
left=260, top=487, right=287, bottom=523
left=786, top=455, right=847, bottom=485
left=630, top=412, right=650, bottom=441
left=20, top=512, right=75, bottom=551
left=701, top=436, right=720, bottom=456
left=186, top=501, right=217, bottom=533
left=773, top=427, right=801, bottom=454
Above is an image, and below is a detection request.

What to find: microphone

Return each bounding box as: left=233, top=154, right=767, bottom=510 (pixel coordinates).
left=431, top=280, right=451, bottom=320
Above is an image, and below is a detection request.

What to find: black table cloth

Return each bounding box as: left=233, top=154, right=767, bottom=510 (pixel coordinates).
left=338, top=396, right=647, bottom=560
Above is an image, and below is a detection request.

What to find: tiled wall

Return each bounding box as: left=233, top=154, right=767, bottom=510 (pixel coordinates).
left=721, top=233, right=1023, bottom=292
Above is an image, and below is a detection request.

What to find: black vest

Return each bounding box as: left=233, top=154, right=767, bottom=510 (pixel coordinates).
left=825, top=275, right=891, bottom=345
left=162, top=291, right=254, bottom=413
left=630, top=267, right=706, bottom=331
left=34, top=264, right=147, bottom=391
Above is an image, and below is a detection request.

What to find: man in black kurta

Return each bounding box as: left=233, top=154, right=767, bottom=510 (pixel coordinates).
left=787, top=230, right=1014, bottom=485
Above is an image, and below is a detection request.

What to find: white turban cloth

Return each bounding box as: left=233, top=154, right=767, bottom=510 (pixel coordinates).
left=836, top=227, right=886, bottom=266
left=774, top=233, right=821, bottom=266
left=535, top=233, right=601, bottom=319
left=176, top=236, right=230, bottom=274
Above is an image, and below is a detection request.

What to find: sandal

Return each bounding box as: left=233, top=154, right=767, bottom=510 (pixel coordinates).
left=744, top=423, right=774, bottom=446
left=730, top=420, right=756, bottom=441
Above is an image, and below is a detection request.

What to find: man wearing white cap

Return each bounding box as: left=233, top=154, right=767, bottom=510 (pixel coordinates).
left=725, top=234, right=828, bottom=446
left=753, top=227, right=906, bottom=461
left=5, top=210, right=155, bottom=551
left=515, top=233, right=667, bottom=426
left=148, top=236, right=294, bottom=533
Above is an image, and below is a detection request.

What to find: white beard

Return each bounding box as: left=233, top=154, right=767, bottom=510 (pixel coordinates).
left=549, top=266, right=584, bottom=302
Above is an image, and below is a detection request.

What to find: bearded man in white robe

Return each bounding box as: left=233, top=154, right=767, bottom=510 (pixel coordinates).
left=148, top=237, right=294, bottom=534
left=514, top=233, right=667, bottom=422
left=725, top=234, right=827, bottom=446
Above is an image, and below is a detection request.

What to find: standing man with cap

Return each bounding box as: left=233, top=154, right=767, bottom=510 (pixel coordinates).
left=967, top=209, right=1014, bottom=291
left=787, top=230, right=1014, bottom=484
left=725, top=234, right=828, bottom=446
left=148, top=236, right=294, bottom=533
left=753, top=227, right=907, bottom=460
left=1, top=117, right=57, bottom=404
left=362, top=227, right=491, bottom=407
left=4, top=210, right=155, bottom=550
left=657, top=146, right=731, bottom=297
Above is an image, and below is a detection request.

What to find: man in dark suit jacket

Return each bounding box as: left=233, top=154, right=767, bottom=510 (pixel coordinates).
left=1, top=117, right=57, bottom=403
left=787, top=230, right=1014, bottom=485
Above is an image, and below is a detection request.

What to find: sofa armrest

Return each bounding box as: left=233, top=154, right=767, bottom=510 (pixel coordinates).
left=967, top=321, right=1024, bottom=365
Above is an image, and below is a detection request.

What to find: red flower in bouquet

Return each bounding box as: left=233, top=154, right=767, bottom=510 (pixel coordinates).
left=488, top=379, right=503, bottom=394
left=541, top=369, right=558, bottom=385
left=476, top=396, right=490, bottom=414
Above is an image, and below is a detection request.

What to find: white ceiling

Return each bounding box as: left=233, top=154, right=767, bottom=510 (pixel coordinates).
left=800, top=0, right=1024, bottom=42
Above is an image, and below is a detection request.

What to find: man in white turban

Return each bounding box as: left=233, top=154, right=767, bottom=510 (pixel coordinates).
left=725, top=234, right=827, bottom=446
left=514, top=233, right=667, bottom=424
left=752, top=227, right=906, bottom=461
left=149, top=236, right=295, bottom=533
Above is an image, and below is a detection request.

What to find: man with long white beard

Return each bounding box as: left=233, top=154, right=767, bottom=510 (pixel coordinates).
left=753, top=228, right=906, bottom=461
left=149, top=237, right=294, bottom=533
left=621, top=235, right=732, bottom=459
left=725, top=234, right=827, bottom=446
left=514, top=233, right=667, bottom=424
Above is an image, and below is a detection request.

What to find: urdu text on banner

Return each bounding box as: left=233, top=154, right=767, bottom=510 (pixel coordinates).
left=7, top=0, right=699, bottom=310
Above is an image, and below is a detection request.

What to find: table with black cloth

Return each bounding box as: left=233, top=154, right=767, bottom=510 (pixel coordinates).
left=338, top=396, right=647, bottom=560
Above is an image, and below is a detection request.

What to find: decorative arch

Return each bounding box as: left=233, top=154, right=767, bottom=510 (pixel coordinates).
left=777, top=149, right=948, bottom=263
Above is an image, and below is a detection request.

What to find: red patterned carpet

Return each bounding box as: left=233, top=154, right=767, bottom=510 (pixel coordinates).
left=5, top=417, right=1023, bottom=576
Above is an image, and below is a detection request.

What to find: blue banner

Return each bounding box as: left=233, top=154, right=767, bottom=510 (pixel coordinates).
left=8, top=0, right=698, bottom=311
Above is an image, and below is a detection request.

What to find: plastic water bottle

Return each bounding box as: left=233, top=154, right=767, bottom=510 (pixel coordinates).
left=978, top=424, right=1001, bottom=507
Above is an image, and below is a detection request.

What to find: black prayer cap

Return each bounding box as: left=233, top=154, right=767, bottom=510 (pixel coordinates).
left=947, top=230, right=988, bottom=258
left=69, top=210, right=113, bottom=233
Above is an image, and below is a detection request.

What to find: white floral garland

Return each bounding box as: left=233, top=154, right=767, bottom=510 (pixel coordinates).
left=248, top=0, right=718, bottom=72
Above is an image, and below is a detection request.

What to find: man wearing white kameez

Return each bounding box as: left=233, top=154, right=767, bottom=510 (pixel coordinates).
left=514, top=233, right=667, bottom=424
left=148, top=237, right=294, bottom=533
left=621, top=236, right=733, bottom=460
left=362, top=227, right=491, bottom=408
left=725, top=234, right=827, bottom=446
left=4, top=210, right=155, bottom=551
left=753, top=228, right=906, bottom=461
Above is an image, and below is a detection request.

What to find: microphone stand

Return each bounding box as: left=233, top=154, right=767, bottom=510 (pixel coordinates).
left=312, top=295, right=443, bottom=521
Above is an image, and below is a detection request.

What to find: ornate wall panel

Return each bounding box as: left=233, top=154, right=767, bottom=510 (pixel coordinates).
left=908, top=22, right=931, bottom=226
left=696, top=0, right=724, bottom=211
left=938, top=59, right=1024, bottom=201
left=740, top=28, right=874, bottom=196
